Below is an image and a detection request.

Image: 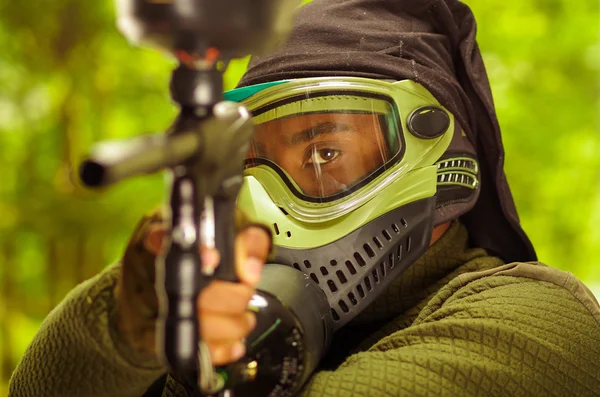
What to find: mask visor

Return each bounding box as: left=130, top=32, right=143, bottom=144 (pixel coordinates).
left=245, top=92, right=403, bottom=202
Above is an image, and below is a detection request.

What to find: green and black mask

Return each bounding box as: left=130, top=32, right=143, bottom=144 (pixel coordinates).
left=226, top=76, right=478, bottom=327
left=228, top=0, right=536, bottom=328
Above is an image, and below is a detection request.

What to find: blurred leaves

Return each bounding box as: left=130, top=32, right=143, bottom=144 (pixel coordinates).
left=0, top=0, right=599, bottom=393
left=468, top=0, right=600, bottom=279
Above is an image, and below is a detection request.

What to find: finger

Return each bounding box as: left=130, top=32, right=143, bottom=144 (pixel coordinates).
left=209, top=341, right=246, bottom=366
left=200, top=312, right=256, bottom=342
left=200, top=246, right=220, bottom=275
left=145, top=225, right=221, bottom=275
left=198, top=281, right=254, bottom=314
left=242, top=226, right=271, bottom=261
left=144, top=224, right=165, bottom=255
left=235, top=226, right=271, bottom=286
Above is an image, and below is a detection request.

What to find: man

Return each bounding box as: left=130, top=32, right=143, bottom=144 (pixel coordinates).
left=9, top=0, right=600, bottom=396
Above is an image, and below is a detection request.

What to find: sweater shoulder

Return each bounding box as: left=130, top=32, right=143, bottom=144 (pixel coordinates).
left=413, top=261, right=600, bottom=327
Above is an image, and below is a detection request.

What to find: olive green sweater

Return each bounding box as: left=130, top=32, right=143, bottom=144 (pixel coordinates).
left=9, top=222, right=600, bottom=396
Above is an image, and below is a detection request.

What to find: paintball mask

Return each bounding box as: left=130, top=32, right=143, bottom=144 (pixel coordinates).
left=212, top=77, right=481, bottom=396
left=226, top=77, right=480, bottom=329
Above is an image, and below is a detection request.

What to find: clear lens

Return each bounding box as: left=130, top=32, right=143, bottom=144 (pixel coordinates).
left=244, top=92, right=403, bottom=200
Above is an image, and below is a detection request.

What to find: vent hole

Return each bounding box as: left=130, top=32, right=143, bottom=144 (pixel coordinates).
left=331, top=308, right=340, bottom=321
left=330, top=259, right=338, bottom=266
left=278, top=207, right=288, bottom=215
left=345, top=261, right=357, bottom=275
left=320, top=266, right=329, bottom=276
left=273, top=223, right=280, bottom=235
left=286, top=231, right=292, bottom=238
left=396, top=244, right=403, bottom=261
left=373, top=237, right=383, bottom=249
left=339, top=300, right=350, bottom=313
left=406, top=236, right=412, bottom=252
left=382, top=230, right=392, bottom=241
left=364, top=276, right=372, bottom=291
left=400, top=218, right=408, bottom=228
left=292, top=263, right=301, bottom=271
left=336, top=270, right=348, bottom=284
left=372, top=268, right=379, bottom=283
left=327, top=280, right=338, bottom=293
left=391, top=223, right=399, bottom=233
left=309, top=273, right=319, bottom=284
left=348, top=292, right=358, bottom=306
left=363, top=243, right=375, bottom=258
left=303, top=260, right=312, bottom=269
left=357, top=284, right=365, bottom=298
left=380, top=262, right=387, bottom=277
left=353, top=252, right=366, bottom=267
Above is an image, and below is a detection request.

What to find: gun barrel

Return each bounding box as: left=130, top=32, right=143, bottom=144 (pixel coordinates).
left=79, top=132, right=201, bottom=187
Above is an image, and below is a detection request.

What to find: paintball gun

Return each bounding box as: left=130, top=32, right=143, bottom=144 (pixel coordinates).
left=79, top=1, right=333, bottom=396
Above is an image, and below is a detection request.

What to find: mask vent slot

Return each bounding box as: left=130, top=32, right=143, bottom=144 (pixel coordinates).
left=382, top=229, right=392, bottom=241
left=273, top=223, right=280, bottom=235
left=336, top=270, right=348, bottom=284
left=357, top=284, right=365, bottom=298
left=373, top=237, right=383, bottom=249
left=400, top=218, right=408, bottom=228
left=348, top=292, right=358, bottom=306
left=327, top=280, right=338, bottom=293
left=345, top=260, right=357, bottom=275
left=330, top=259, right=338, bottom=266
left=309, top=273, right=319, bottom=284
left=380, top=262, right=387, bottom=277
left=339, top=300, right=350, bottom=313
left=372, top=268, right=379, bottom=283
left=363, top=244, right=375, bottom=258
left=353, top=252, right=366, bottom=267
left=320, top=266, right=329, bottom=276
left=392, top=223, right=399, bottom=233
left=286, top=231, right=292, bottom=238
left=364, top=276, right=372, bottom=291
left=406, top=236, right=412, bottom=253
left=331, top=309, right=340, bottom=321
left=292, top=262, right=301, bottom=271
left=303, top=260, right=312, bottom=269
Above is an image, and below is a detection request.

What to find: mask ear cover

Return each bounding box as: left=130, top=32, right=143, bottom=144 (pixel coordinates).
left=272, top=197, right=435, bottom=330
left=407, top=106, right=450, bottom=139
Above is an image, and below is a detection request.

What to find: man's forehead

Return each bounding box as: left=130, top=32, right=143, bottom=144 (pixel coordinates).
left=256, top=112, right=382, bottom=128
left=253, top=112, right=385, bottom=152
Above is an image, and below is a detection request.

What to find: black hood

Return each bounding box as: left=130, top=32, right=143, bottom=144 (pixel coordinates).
left=238, top=0, right=536, bottom=263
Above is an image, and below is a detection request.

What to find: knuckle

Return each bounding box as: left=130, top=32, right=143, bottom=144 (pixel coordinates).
left=200, top=313, right=253, bottom=341
left=198, top=283, right=254, bottom=313
left=209, top=341, right=245, bottom=365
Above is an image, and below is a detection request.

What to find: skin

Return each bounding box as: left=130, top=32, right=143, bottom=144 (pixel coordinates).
left=140, top=111, right=451, bottom=366
left=250, top=112, right=391, bottom=197
left=144, top=222, right=449, bottom=365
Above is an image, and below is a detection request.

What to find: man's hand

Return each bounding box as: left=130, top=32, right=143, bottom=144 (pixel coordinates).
left=116, top=211, right=271, bottom=366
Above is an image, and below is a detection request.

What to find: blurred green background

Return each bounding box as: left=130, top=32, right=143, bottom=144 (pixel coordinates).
left=0, top=0, right=598, bottom=394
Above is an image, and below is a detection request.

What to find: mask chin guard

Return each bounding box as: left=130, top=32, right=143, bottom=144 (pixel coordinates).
left=273, top=197, right=436, bottom=330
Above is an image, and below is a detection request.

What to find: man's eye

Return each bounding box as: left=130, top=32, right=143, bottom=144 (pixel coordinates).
left=308, top=148, right=340, bottom=165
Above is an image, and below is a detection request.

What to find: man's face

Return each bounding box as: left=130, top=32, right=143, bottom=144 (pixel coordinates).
left=247, top=112, right=391, bottom=198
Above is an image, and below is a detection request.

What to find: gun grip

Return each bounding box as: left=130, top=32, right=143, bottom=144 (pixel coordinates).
left=212, top=195, right=239, bottom=282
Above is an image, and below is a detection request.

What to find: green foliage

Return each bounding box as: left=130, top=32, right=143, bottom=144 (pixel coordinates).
left=0, top=0, right=598, bottom=392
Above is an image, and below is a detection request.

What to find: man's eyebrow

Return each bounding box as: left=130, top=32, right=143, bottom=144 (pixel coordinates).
left=287, top=122, right=352, bottom=146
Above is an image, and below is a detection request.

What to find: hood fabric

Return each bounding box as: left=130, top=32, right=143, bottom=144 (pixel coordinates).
left=238, top=0, right=536, bottom=263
